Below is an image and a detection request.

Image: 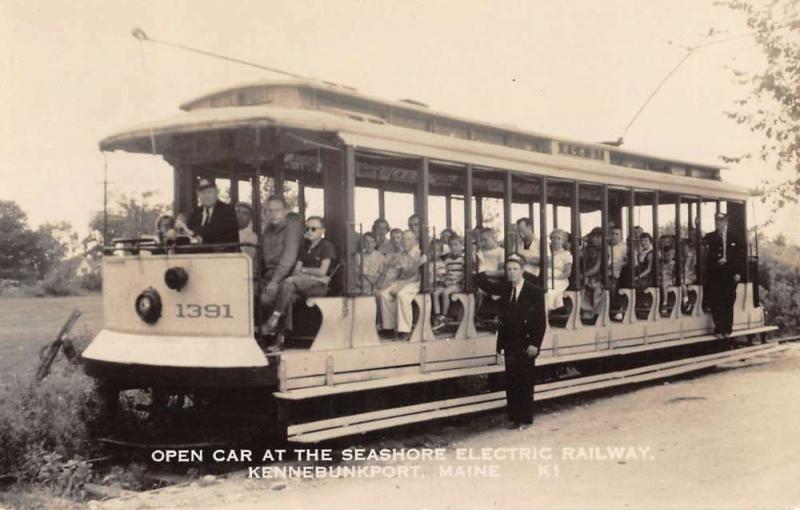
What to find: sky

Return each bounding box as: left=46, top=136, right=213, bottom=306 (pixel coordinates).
left=1, top=0, right=795, bottom=242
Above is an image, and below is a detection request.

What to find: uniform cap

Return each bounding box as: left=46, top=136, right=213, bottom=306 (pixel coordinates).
left=197, top=178, right=216, bottom=190
left=505, top=253, right=527, bottom=267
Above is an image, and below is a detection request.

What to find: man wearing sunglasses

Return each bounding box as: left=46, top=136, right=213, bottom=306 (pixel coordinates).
left=262, top=216, right=337, bottom=351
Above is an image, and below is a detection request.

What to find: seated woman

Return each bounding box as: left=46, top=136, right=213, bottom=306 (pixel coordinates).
left=636, top=232, right=655, bottom=288
left=545, top=228, right=573, bottom=310
left=680, top=238, right=698, bottom=309
left=660, top=238, right=676, bottom=313
left=580, top=227, right=604, bottom=321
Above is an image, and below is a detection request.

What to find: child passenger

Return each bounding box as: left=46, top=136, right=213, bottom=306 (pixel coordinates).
left=432, top=235, right=465, bottom=331
left=357, top=232, right=385, bottom=295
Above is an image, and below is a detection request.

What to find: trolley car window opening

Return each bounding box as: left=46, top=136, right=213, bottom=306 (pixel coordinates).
left=284, top=179, right=301, bottom=214
left=354, top=186, right=380, bottom=236
left=449, top=195, right=466, bottom=236
left=383, top=191, right=415, bottom=233
left=303, top=186, right=325, bottom=219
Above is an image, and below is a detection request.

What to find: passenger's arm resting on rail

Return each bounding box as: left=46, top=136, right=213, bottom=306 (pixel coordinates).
left=270, top=219, right=303, bottom=285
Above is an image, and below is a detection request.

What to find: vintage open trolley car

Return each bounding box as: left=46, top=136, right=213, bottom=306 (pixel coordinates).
left=82, top=80, right=776, bottom=443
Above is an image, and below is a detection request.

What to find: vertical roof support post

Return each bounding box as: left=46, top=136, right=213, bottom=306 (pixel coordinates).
left=378, top=188, right=386, bottom=220
left=475, top=194, right=484, bottom=228
left=504, top=172, right=513, bottom=256
left=571, top=181, right=581, bottom=289
left=298, top=181, right=306, bottom=220
left=322, top=145, right=356, bottom=296
left=601, top=184, right=609, bottom=289
left=343, top=146, right=357, bottom=296
left=675, top=195, right=682, bottom=289
left=464, top=164, right=475, bottom=293
left=418, top=157, right=430, bottom=293
left=528, top=202, right=535, bottom=234
left=273, top=154, right=285, bottom=199
left=652, top=191, right=660, bottom=289
left=628, top=189, right=636, bottom=288
left=229, top=163, right=240, bottom=207
left=540, top=177, right=549, bottom=286
left=252, top=160, right=263, bottom=330
left=171, top=160, right=195, bottom=216
left=697, top=198, right=704, bottom=286
left=445, top=194, right=453, bottom=231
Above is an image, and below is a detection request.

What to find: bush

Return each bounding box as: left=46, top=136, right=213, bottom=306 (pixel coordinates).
left=33, top=259, right=84, bottom=297
left=0, top=357, right=99, bottom=498
left=758, top=241, right=800, bottom=335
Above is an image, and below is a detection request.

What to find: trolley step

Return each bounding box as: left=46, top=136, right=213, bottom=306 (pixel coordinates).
left=286, top=342, right=786, bottom=443
left=275, top=325, right=777, bottom=401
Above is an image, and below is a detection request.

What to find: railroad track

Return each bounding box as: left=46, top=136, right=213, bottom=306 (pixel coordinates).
left=288, top=340, right=789, bottom=442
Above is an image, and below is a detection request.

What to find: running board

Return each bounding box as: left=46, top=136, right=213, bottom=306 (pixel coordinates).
left=275, top=325, right=777, bottom=401
left=287, top=342, right=787, bottom=443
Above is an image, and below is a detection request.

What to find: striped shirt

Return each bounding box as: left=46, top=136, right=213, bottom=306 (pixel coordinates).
left=443, top=254, right=465, bottom=287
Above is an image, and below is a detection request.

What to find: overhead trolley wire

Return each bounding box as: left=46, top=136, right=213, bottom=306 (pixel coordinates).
left=619, top=18, right=798, bottom=141
left=131, top=27, right=311, bottom=81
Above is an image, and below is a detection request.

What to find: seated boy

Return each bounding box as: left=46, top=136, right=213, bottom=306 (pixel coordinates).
left=262, top=216, right=336, bottom=350
left=357, top=232, right=385, bottom=295
left=433, top=235, right=465, bottom=331
left=474, top=227, right=505, bottom=312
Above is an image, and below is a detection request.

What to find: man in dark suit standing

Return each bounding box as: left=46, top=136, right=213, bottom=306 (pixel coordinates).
left=703, top=212, right=745, bottom=337
left=476, top=253, right=547, bottom=429
left=185, top=178, right=239, bottom=247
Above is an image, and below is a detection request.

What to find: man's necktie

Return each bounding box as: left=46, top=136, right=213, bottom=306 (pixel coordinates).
left=510, top=286, right=517, bottom=306
left=201, top=208, right=209, bottom=227
left=722, top=231, right=727, bottom=261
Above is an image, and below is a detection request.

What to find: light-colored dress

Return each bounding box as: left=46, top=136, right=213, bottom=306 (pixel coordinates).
left=358, top=250, right=385, bottom=295
left=478, top=246, right=505, bottom=273
left=546, top=249, right=572, bottom=310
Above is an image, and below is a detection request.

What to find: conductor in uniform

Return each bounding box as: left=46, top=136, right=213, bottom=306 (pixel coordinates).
left=184, top=178, right=239, bottom=247
left=703, top=212, right=745, bottom=337
left=476, top=253, right=547, bottom=429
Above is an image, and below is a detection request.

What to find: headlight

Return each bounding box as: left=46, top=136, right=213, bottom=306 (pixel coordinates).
left=164, top=267, right=189, bottom=291
left=135, top=288, right=162, bottom=324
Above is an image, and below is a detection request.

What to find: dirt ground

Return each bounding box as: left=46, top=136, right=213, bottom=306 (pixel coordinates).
left=89, top=343, right=800, bottom=510
left=0, top=295, right=102, bottom=376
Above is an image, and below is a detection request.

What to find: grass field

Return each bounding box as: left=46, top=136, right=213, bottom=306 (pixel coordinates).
left=0, top=295, right=102, bottom=378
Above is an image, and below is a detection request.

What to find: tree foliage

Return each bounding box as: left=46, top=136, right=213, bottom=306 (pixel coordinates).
left=758, top=236, right=800, bottom=332
left=0, top=201, right=76, bottom=281
left=83, top=191, right=169, bottom=256
left=719, top=0, right=800, bottom=216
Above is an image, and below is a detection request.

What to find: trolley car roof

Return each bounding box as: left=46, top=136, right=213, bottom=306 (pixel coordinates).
left=99, top=80, right=750, bottom=201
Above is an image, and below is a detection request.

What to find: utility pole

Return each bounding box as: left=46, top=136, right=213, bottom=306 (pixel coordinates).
left=102, top=152, right=110, bottom=248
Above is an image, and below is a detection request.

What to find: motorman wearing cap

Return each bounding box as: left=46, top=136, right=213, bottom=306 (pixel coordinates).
left=702, top=212, right=745, bottom=338
left=184, top=178, right=239, bottom=246
left=475, top=253, right=547, bottom=429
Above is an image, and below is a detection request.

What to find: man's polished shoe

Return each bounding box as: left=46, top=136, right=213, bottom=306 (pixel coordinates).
left=506, top=421, right=521, bottom=430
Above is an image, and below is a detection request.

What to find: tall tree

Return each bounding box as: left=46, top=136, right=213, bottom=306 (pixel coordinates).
left=719, top=0, right=800, bottom=217
left=0, top=201, right=40, bottom=280
left=32, top=222, right=78, bottom=279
